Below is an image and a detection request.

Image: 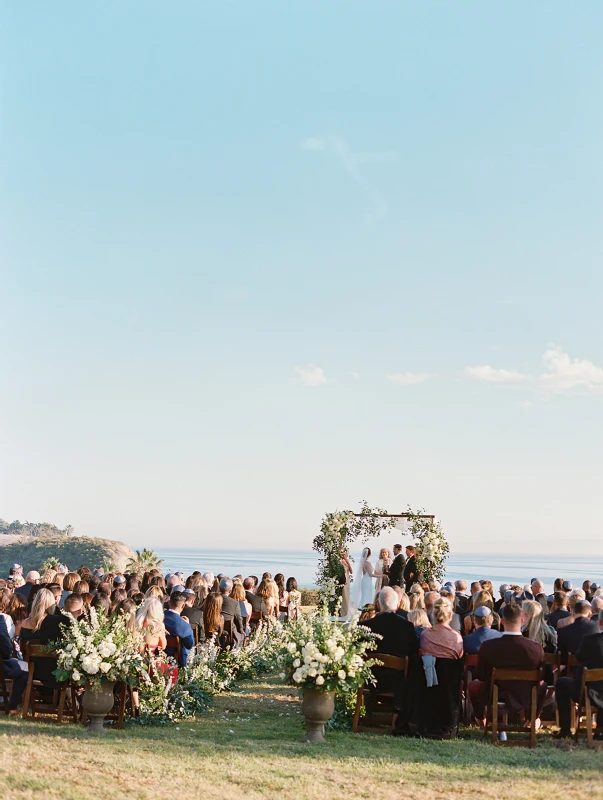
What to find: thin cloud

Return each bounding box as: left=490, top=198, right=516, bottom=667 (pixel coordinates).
left=386, top=372, right=433, bottom=386
left=300, top=133, right=395, bottom=223
left=350, top=372, right=360, bottom=380
left=464, top=365, right=529, bottom=384
left=540, top=346, right=603, bottom=392
left=294, top=365, right=327, bottom=387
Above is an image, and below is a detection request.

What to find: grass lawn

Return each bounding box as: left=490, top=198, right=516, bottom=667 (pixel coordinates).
left=1, top=679, right=602, bottom=800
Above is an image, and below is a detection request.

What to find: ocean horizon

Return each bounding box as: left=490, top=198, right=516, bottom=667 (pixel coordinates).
left=147, top=546, right=603, bottom=590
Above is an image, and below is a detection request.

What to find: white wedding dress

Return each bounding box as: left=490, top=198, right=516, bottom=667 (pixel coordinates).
left=347, top=548, right=377, bottom=618
left=360, top=562, right=376, bottom=607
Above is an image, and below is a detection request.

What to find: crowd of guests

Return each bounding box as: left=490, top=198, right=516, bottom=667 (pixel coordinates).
left=0, top=561, right=302, bottom=716
left=355, top=551, right=603, bottom=740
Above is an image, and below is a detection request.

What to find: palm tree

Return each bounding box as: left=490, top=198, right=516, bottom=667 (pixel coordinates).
left=126, top=548, right=164, bottom=572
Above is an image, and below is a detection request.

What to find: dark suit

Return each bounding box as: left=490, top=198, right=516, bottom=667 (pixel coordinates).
left=15, top=583, right=34, bottom=601
left=245, top=591, right=269, bottom=621
left=220, top=594, right=244, bottom=641
left=534, top=593, right=549, bottom=613
left=557, top=616, right=599, bottom=660
left=164, top=609, right=194, bottom=666
left=182, top=605, right=204, bottom=642
left=362, top=612, right=419, bottom=712
left=402, top=556, right=417, bottom=592
left=556, top=630, right=603, bottom=732
left=471, top=634, right=545, bottom=717
left=388, top=553, right=406, bottom=588
left=547, top=608, right=571, bottom=631
left=455, top=593, right=469, bottom=615
left=0, top=616, right=27, bottom=711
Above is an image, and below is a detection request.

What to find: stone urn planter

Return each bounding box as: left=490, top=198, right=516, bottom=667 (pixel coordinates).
left=83, top=681, right=116, bottom=733
left=300, top=688, right=335, bottom=743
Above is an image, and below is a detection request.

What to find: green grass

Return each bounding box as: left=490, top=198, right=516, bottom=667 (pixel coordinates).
left=1, top=679, right=602, bottom=800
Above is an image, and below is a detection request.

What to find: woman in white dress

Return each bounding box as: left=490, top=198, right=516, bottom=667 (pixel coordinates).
left=348, top=547, right=384, bottom=616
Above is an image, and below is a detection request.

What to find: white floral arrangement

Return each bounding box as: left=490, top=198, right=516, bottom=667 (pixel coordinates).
left=52, top=608, right=145, bottom=689
left=407, top=510, right=449, bottom=582
left=277, top=606, right=379, bottom=693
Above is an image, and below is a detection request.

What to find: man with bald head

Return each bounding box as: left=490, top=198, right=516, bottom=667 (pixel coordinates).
left=15, top=571, right=40, bottom=600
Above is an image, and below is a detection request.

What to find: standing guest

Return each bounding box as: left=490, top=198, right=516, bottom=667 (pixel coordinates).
left=402, top=546, right=417, bottom=592
left=420, top=600, right=463, bottom=660
left=388, top=544, right=406, bottom=589
left=0, top=614, right=28, bottom=715
left=203, top=593, right=224, bottom=641
left=164, top=591, right=194, bottom=666
left=15, top=571, right=40, bottom=602
left=375, top=548, right=392, bottom=591
left=521, top=600, right=557, bottom=653
left=546, top=591, right=571, bottom=631
left=557, top=600, right=599, bottom=660
left=286, top=577, right=302, bottom=620
left=463, top=607, right=502, bottom=655
left=531, top=580, right=548, bottom=613
left=469, top=603, right=545, bottom=726
left=555, top=610, right=603, bottom=739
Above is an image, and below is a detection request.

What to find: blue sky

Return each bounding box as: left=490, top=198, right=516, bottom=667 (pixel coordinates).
left=1, top=2, right=602, bottom=554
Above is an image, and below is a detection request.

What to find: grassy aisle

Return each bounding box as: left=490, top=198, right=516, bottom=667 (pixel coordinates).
left=1, top=680, right=602, bottom=800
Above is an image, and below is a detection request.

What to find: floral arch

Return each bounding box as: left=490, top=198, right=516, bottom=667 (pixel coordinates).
left=312, top=501, right=449, bottom=611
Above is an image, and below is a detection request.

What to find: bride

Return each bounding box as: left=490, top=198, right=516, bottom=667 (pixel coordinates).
left=348, top=547, right=382, bottom=616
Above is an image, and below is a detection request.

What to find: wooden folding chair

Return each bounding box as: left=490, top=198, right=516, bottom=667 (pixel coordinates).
left=279, top=605, right=289, bottom=622
left=463, top=654, right=479, bottom=724
left=352, top=655, right=409, bottom=734
left=540, top=653, right=561, bottom=728
left=566, top=654, right=580, bottom=730
left=0, top=659, right=13, bottom=713
left=21, top=643, right=78, bottom=723
left=164, top=635, right=182, bottom=665
left=221, top=619, right=234, bottom=649
left=574, top=667, right=603, bottom=748
left=486, top=668, right=543, bottom=747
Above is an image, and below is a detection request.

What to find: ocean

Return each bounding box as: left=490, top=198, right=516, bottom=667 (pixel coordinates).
left=151, top=546, right=603, bottom=590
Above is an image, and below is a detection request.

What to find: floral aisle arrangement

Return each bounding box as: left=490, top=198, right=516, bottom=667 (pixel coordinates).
left=312, top=502, right=398, bottom=612
left=406, top=508, right=449, bottom=583
left=277, top=606, right=379, bottom=741
left=53, top=608, right=144, bottom=688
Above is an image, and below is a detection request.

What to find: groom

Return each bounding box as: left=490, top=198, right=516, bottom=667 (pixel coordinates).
left=388, top=544, right=406, bottom=588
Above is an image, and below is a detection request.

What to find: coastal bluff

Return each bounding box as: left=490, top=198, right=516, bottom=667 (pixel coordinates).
left=0, top=522, right=135, bottom=573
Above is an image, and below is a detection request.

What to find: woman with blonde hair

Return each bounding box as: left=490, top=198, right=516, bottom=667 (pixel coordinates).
left=375, top=548, right=391, bottom=591
left=145, top=585, right=165, bottom=601
left=409, top=584, right=425, bottom=610
left=19, top=588, right=56, bottom=642
left=420, top=599, right=463, bottom=659
left=136, top=597, right=167, bottom=652
left=408, top=608, right=431, bottom=639
left=231, top=581, right=251, bottom=632
left=463, top=590, right=494, bottom=635
left=521, top=600, right=557, bottom=653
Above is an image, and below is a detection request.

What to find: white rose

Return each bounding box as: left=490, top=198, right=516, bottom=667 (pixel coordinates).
left=72, top=670, right=81, bottom=682
left=293, top=659, right=301, bottom=668
left=315, top=675, right=325, bottom=686
left=287, top=643, right=297, bottom=653
left=337, top=670, right=346, bottom=680
left=293, top=670, right=303, bottom=683
left=99, top=662, right=111, bottom=674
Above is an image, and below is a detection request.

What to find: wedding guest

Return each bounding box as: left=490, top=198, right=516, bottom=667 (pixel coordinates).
left=91, top=592, right=111, bottom=618
left=521, top=600, right=557, bottom=653
left=358, top=605, right=376, bottom=622
left=531, top=580, right=548, bottom=613
left=0, top=614, right=27, bottom=715
left=219, top=578, right=244, bottom=642
left=463, top=607, right=501, bottom=654
left=244, top=577, right=269, bottom=622
left=256, top=578, right=278, bottom=617
left=145, top=585, right=165, bottom=601
left=286, top=577, right=302, bottom=620
left=203, top=593, right=224, bottom=641
left=19, top=588, right=56, bottom=643
left=60, top=572, right=79, bottom=607
left=409, top=584, right=425, bottom=610
left=420, top=600, right=463, bottom=660
left=463, top=591, right=494, bottom=636
left=408, top=608, right=431, bottom=639
left=392, top=586, right=409, bottom=619
left=375, top=548, right=391, bottom=591
left=557, top=589, right=586, bottom=631
left=438, top=589, right=462, bottom=634
left=164, top=591, right=194, bottom=666
left=454, top=580, right=470, bottom=614
left=557, top=600, right=598, bottom=660
left=136, top=597, right=168, bottom=653
left=39, top=593, right=85, bottom=645
left=0, top=593, right=15, bottom=638
left=546, top=591, right=571, bottom=630
left=15, top=571, right=40, bottom=601
left=231, top=582, right=251, bottom=633
left=274, top=574, right=288, bottom=608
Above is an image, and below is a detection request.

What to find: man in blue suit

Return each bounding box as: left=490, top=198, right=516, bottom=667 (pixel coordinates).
left=464, top=607, right=502, bottom=655
left=0, top=616, right=28, bottom=715
left=164, top=591, right=194, bottom=667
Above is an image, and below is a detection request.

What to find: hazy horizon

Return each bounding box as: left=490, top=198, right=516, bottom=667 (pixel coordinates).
left=2, top=3, right=603, bottom=557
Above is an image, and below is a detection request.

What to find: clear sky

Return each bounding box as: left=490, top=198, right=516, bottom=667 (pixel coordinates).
left=2, top=2, right=603, bottom=554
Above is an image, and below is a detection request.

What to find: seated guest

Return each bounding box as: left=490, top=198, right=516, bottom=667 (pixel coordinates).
left=136, top=597, right=167, bottom=653
left=0, top=615, right=27, bottom=716
left=555, top=609, right=603, bottom=739
left=59, top=572, right=79, bottom=608
left=15, top=571, right=40, bottom=601
left=495, top=584, right=510, bottom=613
left=409, top=585, right=425, bottom=610
left=359, top=605, right=376, bottom=622
left=19, top=588, right=56, bottom=643
left=91, top=593, right=111, bottom=618
left=454, top=580, right=469, bottom=614
left=255, top=579, right=277, bottom=617
left=463, top=590, right=494, bottom=636
left=181, top=587, right=204, bottom=641
left=469, top=603, right=545, bottom=726
left=231, top=581, right=251, bottom=632
left=557, top=589, right=586, bottom=631
left=219, top=578, right=244, bottom=642
left=40, top=593, right=85, bottom=645
left=361, top=587, right=419, bottom=730
left=392, top=586, right=409, bottom=619
left=421, top=599, right=463, bottom=660
left=244, top=577, right=269, bottom=622
left=408, top=608, right=431, bottom=639
left=203, top=593, right=224, bottom=641
left=557, top=600, right=599, bottom=661
left=547, top=591, right=571, bottom=631
left=463, top=606, right=502, bottom=655
left=531, top=580, right=548, bottom=613
left=439, top=589, right=462, bottom=633
left=286, top=577, right=302, bottom=620
left=521, top=600, right=557, bottom=654
left=0, top=592, right=15, bottom=639
left=163, top=591, right=194, bottom=666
